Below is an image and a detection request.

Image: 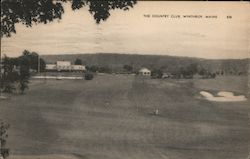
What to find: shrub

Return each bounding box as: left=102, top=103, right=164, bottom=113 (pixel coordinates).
left=84, top=73, right=94, bottom=80
left=123, top=65, right=133, bottom=72
left=151, top=69, right=163, bottom=79
left=211, top=73, right=216, bottom=78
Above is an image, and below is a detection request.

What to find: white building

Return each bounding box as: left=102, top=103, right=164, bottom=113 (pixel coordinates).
left=46, top=64, right=57, bottom=71
left=56, top=61, right=71, bottom=66
left=71, top=65, right=86, bottom=71
left=139, top=68, right=151, bottom=76
left=46, top=61, right=86, bottom=72
left=56, top=61, right=71, bottom=71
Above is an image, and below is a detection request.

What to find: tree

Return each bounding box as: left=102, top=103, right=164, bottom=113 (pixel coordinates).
left=179, top=63, right=198, bottom=78
left=99, top=66, right=111, bottom=73
left=3, top=71, right=19, bottom=93
left=198, top=68, right=207, bottom=76
left=18, top=54, right=31, bottom=94
left=1, top=56, right=19, bottom=93
left=0, top=121, right=10, bottom=159
left=151, top=69, right=163, bottom=79
left=186, top=63, right=198, bottom=75
left=39, top=58, right=46, bottom=72
left=86, top=65, right=99, bottom=73
left=123, top=64, right=133, bottom=72
left=1, top=51, right=38, bottom=94
left=20, top=50, right=46, bottom=72
left=1, top=0, right=137, bottom=37
left=74, top=58, right=82, bottom=65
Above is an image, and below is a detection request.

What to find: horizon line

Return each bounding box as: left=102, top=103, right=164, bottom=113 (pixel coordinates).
left=3, top=52, right=250, bottom=60
left=41, top=52, right=250, bottom=60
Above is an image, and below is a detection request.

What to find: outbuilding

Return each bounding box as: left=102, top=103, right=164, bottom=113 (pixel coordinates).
left=71, top=65, right=86, bottom=72
left=45, top=64, right=57, bottom=71
left=139, top=68, right=151, bottom=76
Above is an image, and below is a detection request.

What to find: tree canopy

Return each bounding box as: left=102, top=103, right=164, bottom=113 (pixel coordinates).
left=1, top=0, right=137, bottom=37
left=74, top=58, right=82, bottom=65
left=1, top=50, right=46, bottom=93
left=123, top=64, right=133, bottom=72
left=21, top=50, right=46, bottom=72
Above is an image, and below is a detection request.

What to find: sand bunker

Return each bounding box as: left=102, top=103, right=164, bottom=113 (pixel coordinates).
left=200, top=91, right=247, bottom=102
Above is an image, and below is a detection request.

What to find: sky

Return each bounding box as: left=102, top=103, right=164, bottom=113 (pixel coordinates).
left=1, top=1, right=249, bottom=59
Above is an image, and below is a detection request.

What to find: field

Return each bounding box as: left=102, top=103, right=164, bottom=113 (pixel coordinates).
left=0, top=74, right=249, bottom=159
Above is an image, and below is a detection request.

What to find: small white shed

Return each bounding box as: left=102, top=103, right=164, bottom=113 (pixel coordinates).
left=139, top=68, right=151, bottom=76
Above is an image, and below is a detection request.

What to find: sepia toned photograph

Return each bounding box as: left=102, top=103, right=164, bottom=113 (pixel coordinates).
left=0, top=1, right=250, bottom=159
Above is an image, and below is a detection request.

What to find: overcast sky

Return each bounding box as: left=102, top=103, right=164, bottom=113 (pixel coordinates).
left=1, top=1, right=249, bottom=59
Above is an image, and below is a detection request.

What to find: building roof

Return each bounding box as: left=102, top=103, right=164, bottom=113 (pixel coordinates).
left=139, top=68, right=151, bottom=72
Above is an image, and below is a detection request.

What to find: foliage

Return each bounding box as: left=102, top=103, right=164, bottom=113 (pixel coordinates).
left=1, top=0, right=137, bottom=37
left=177, top=63, right=198, bottom=79
left=42, top=54, right=249, bottom=76
left=197, top=67, right=216, bottom=79
left=2, top=72, right=19, bottom=93
left=186, top=63, right=198, bottom=76
left=1, top=50, right=44, bottom=94
left=21, top=50, right=46, bottom=72
left=74, top=58, right=82, bottom=65
left=0, top=121, right=10, bottom=159
left=151, top=69, right=163, bottom=79
left=98, top=66, right=111, bottom=73
left=123, top=65, right=133, bottom=72
left=1, top=56, right=18, bottom=93
left=198, top=68, right=207, bottom=76
left=39, top=58, right=46, bottom=72
left=86, top=65, right=99, bottom=73
left=84, top=72, right=94, bottom=80
left=17, top=53, right=31, bottom=94
left=86, top=65, right=111, bottom=73
left=211, top=73, right=216, bottom=78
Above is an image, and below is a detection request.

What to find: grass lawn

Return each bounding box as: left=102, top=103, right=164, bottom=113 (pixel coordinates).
left=0, top=74, right=249, bottom=159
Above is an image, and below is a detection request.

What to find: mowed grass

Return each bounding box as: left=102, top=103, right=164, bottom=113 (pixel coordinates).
left=0, top=75, right=250, bottom=159
left=193, top=75, right=249, bottom=95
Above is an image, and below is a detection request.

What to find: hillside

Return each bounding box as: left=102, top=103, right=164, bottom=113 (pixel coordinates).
left=41, top=53, right=249, bottom=75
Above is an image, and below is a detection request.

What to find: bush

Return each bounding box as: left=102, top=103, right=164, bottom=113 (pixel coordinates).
left=211, top=73, right=216, bottom=78
left=84, top=73, right=94, bottom=80
left=123, top=65, right=133, bottom=72
left=151, top=69, right=163, bottom=79
left=86, top=65, right=98, bottom=73
left=98, top=66, right=111, bottom=73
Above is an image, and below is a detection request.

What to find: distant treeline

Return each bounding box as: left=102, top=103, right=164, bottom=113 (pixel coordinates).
left=42, top=53, right=249, bottom=76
